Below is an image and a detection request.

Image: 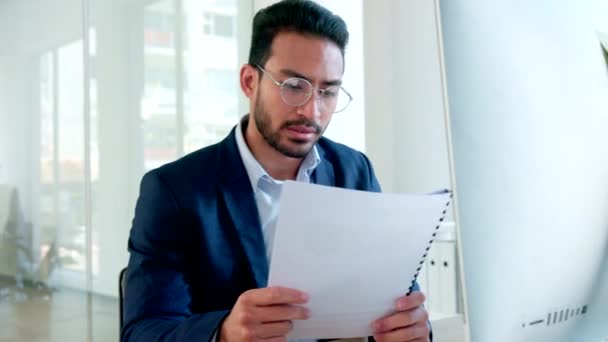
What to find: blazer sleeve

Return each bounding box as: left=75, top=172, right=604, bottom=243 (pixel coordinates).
left=360, top=152, right=382, bottom=193
left=121, top=171, right=228, bottom=342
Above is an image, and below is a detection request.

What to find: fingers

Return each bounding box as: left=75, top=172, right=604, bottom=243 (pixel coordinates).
left=240, top=287, right=309, bottom=306
left=255, top=321, right=294, bottom=339
left=373, top=306, right=429, bottom=333
left=223, top=287, right=309, bottom=342
left=373, top=321, right=430, bottom=342
left=261, top=337, right=288, bottom=342
left=252, top=304, right=310, bottom=322
left=394, top=291, right=426, bottom=311
left=229, top=305, right=308, bottom=330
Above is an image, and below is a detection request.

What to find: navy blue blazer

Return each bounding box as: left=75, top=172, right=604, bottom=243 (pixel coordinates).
left=122, top=127, right=422, bottom=342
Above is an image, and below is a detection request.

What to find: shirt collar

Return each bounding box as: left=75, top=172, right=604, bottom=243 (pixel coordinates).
left=235, top=115, right=320, bottom=191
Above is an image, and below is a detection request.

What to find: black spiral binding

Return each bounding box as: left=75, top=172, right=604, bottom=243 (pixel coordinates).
left=406, top=190, right=453, bottom=295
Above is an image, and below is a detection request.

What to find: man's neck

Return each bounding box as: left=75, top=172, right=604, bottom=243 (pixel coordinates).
left=243, top=119, right=303, bottom=181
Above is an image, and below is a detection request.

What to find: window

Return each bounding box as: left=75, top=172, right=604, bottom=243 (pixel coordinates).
left=144, top=5, right=176, bottom=48
left=203, top=68, right=235, bottom=95
left=202, top=12, right=235, bottom=38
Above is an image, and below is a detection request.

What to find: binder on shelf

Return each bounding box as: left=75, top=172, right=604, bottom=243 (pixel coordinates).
left=407, top=191, right=453, bottom=295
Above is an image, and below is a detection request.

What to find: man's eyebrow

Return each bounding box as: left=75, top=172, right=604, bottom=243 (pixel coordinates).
left=279, top=68, right=343, bottom=86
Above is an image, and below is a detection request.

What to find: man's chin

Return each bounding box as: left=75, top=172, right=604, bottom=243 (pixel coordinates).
left=276, top=140, right=315, bottom=159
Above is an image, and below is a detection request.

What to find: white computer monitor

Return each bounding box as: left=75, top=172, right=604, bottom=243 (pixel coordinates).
left=439, top=0, right=608, bottom=341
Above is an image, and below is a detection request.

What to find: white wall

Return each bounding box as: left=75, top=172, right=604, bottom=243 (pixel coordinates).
left=363, top=0, right=452, bottom=194
left=361, top=1, right=396, bottom=191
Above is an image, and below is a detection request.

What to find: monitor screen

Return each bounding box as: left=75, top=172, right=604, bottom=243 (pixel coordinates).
left=440, top=0, right=608, bottom=341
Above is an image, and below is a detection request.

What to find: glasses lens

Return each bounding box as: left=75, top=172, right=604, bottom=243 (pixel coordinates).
left=323, top=87, right=351, bottom=113
left=279, top=78, right=352, bottom=113
left=280, top=78, right=312, bottom=106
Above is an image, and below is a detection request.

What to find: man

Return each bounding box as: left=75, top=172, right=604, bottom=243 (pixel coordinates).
left=122, top=1, right=431, bottom=341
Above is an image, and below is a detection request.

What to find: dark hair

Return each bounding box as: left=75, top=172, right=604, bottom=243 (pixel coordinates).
left=248, top=0, right=349, bottom=68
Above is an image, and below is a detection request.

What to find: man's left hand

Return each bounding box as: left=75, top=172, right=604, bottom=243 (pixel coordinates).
left=371, top=291, right=430, bottom=342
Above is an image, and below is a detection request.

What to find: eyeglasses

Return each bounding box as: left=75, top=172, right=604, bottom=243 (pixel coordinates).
left=255, top=64, right=353, bottom=113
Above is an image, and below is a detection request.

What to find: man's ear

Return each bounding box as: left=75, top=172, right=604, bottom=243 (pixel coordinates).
left=240, top=64, right=258, bottom=99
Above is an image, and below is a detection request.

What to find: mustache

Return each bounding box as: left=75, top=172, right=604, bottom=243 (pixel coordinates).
left=281, top=118, right=322, bottom=133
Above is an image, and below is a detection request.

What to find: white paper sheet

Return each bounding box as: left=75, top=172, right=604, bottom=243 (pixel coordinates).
left=268, top=181, right=452, bottom=340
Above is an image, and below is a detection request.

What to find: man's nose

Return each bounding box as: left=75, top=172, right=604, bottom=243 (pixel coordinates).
left=296, top=91, right=323, bottom=120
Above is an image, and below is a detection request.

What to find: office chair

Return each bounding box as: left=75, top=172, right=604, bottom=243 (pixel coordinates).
left=119, top=267, right=127, bottom=333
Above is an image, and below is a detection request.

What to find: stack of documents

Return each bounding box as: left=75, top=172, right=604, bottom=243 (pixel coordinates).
left=268, top=181, right=452, bottom=339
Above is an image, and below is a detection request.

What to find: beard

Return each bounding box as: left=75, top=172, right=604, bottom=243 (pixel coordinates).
left=253, top=92, right=325, bottom=158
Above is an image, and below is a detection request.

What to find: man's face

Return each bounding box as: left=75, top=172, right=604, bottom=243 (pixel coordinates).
left=252, top=32, right=344, bottom=158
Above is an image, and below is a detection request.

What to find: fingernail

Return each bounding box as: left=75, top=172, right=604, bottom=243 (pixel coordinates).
left=300, top=292, right=309, bottom=301
left=397, top=300, right=407, bottom=310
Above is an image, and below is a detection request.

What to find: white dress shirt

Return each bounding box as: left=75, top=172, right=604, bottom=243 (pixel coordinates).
left=235, top=118, right=320, bottom=262
left=212, top=118, right=320, bottom=342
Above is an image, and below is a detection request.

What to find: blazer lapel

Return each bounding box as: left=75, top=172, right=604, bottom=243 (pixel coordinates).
left=311, top=143, right=334, bottom=186
left=218, top=128, right=268, bottom=288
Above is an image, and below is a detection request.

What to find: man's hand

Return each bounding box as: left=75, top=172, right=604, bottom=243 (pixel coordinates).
left=219, top=287, right=310, bottom=342
left=371, top=292, right=430, bottom=342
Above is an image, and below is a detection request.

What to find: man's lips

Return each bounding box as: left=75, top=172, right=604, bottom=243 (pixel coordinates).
left=284, top=125, right=319, bottom=141
left=287, top=125, right=318, bottom=134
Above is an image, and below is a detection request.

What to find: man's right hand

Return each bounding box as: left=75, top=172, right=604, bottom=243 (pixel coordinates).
left=219, top=286, right=310, bottom=342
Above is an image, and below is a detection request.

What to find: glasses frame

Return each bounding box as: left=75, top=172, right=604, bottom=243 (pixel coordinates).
left=255, top=64, right=353, bottom=113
